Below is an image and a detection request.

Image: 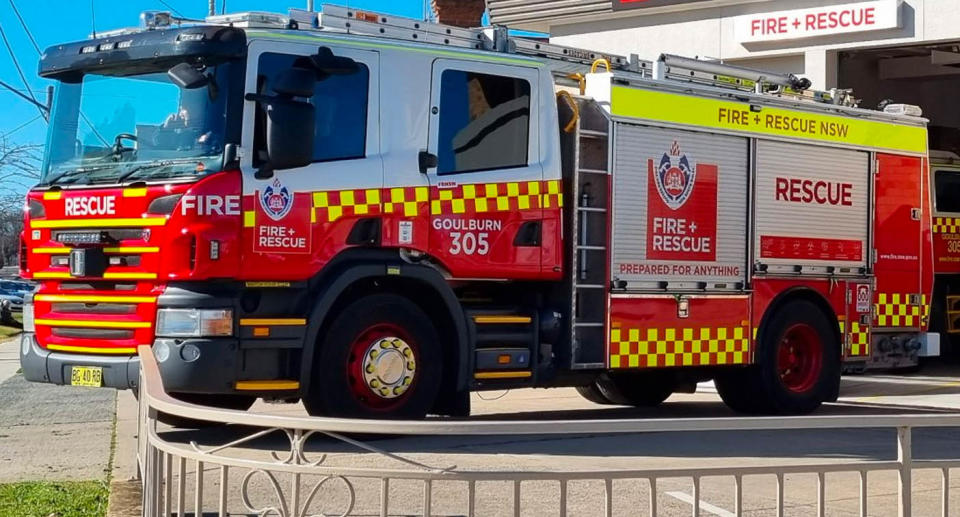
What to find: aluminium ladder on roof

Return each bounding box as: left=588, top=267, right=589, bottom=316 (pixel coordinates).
left=306, top=4, right=853, bottom=106
left=216, top=4, right=852, bottom=105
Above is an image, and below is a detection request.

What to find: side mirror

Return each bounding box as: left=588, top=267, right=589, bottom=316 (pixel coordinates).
left=265, top=99, right=315, bottom=172
left=168, top=63, right=209, bottom=89
left=246, top=67, right=318, bottom=177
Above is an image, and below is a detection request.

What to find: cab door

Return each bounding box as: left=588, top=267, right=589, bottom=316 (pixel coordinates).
left=238, top=40, right=381, bottom=280
left=425, top=60, right=544, bottom=279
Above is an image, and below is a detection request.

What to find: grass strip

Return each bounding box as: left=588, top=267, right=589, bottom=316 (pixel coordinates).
left=0, top=480, right=110, bottom=517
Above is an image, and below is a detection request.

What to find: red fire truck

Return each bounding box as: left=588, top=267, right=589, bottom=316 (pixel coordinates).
left=19, top=6, right=937, bottom=418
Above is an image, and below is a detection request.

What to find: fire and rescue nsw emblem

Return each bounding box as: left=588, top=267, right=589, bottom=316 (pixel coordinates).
left=654, top=141, right=696, bottom=210
left=260, top=178, right=293, bottom=221
left=645, top=140, right=719, bottom=263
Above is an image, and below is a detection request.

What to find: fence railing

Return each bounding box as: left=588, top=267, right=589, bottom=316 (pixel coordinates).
left=137, top=345, right=960, bottom=516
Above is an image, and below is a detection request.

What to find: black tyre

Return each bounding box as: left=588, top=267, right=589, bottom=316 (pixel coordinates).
left=591, top=371, right=676, bottom=407
left=576, top=382, right=618, bottom=405
left=157, top=393, right=257, bottom=428
left=716, top=299, right=840, bottom=415
left=303, top=294, right=442, bottom=419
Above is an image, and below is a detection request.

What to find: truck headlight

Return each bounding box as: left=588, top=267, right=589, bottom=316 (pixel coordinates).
left=156, top=308, right=233, bottom=337
left=22, top=301, right=34, bottom=332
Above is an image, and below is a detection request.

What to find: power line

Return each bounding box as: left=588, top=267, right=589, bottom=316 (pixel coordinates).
left=3, top=115, right=41, bottom=137
left=7, top=0, right=40, bottom=56
left=0, top=78, right=47, bottom=113
left=157, top=0, right=187, bottom=19
left=0, top=21, right=46, bottom=120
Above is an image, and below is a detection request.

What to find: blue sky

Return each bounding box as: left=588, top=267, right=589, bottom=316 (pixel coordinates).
left=0, top=0, right=446, bottom=148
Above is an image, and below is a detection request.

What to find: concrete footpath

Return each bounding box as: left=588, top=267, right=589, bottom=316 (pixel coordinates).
left=0, top=337, right=116, bottom=483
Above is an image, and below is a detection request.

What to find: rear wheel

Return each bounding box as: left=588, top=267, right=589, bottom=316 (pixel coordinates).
left=303, top=294, right=442, bottom=419
left=577, top=371, right=676, bottom=407
left=716, top=299, right=839, bottom=414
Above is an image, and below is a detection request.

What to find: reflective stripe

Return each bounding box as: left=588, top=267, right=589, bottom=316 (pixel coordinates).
left=32, top=272, right=72, bottom=279
left=610, top=86, right=928, bottom=154
left=34, top=246, right=158, bottom=254
left=235, top=380, right=300, bottom=390
left=123, top=188, right=147, bottom=198
left=42, top=191, right=62, bottom=200
left=35, top=294, right=156, bottom=304
left=839, top=320, right=870, bottom=356
left=875, top=293, right=929, bottom=327
left=610, top=327, right=750, bottom=368
left=35, top=318, right=151, bottom=329
left=474, top=371, right=532, bottom=379
left=30, top=217, right=167, bottom=229
left=473, top=315, right=532, bottom=324
left=244, top=211, right=255, bottom=228
left=103, top=272, right=157, bottom=280
left=933, top=217, right=960, bottom=234
left=46, top=344, right=138, bottom=355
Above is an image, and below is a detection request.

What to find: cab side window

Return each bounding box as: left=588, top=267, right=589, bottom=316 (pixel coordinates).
left=254, top=52, right=369, bottom=166
left=437, top=70, right=531, bottom=175
left=936, top=170, right=960, bottom=213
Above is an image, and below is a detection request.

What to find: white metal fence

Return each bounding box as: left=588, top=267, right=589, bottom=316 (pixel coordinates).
left=137, top=346, right=960, bottom=516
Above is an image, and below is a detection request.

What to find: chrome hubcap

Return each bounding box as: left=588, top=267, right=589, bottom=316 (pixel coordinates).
left=362, top=337, right=416, bottom=399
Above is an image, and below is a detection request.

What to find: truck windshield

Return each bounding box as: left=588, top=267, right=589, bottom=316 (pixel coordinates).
left=41, top=61, right=238, bottom=186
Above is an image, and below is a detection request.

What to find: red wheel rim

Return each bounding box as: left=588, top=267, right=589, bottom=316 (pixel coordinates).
left=777, top=323, right=823, bottom=393
left=345, top=323, right=419, bottom=411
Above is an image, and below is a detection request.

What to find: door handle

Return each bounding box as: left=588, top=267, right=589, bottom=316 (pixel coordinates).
left=418, top=151, right=438, bottom=174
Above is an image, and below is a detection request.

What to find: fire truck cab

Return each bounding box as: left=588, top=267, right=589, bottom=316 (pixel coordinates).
left=19, top=6, right=937, bottom=419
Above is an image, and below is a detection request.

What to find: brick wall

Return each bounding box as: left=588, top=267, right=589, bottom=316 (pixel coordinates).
left=432, top=0, right=486, bottom=28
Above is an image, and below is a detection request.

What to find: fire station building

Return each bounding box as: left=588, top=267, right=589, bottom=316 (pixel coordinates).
left=486, top=0, right=960, bottom=153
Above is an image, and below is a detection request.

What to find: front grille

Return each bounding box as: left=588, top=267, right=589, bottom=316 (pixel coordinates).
left=52, top=328, right=135, bottom=340
left=60, top=282, right=137, bottom=291
left=52, top=302, right=137, bottom=315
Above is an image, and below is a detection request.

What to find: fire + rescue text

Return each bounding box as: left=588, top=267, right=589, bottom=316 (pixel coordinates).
left=718, top=108, right=850, bottom=138
left=257, top=225, right=307, bottom=249
left=651, top=217, right=712, bottom=254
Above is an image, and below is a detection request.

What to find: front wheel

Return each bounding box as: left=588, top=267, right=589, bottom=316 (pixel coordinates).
left=716, top=299, right=839, bottom=414
left=303, top=294, right=442, bottom=419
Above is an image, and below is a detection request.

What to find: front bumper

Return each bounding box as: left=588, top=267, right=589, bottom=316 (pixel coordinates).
left=152, top=337, right=243, bottom=394
left=20, top=332, right=140, bottom=389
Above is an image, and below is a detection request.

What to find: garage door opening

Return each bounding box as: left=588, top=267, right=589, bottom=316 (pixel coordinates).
left=839, top=44, right=960, bottom=154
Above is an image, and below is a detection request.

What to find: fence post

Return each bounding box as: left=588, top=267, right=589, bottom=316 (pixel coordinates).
left=897, top=426, right=912, bottom=517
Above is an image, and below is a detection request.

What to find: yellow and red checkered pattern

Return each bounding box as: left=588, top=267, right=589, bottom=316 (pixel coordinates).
left=933, top=217, right=960, bottom=234
left=313, top=189, right=382, bottom=223
left=609, top=327, right=750, bottom=369
left=384, top=186, right=430, bottom=217
left=875, top=293, right=928, bottom=328
left=430, top=180, right=563, bottom=215
left=839, top=320, right=870, bottom=356
left=245, top=180, right=563, bottom=226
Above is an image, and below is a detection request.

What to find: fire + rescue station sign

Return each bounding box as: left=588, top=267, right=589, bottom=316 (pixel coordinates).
left=734, top=1, right=901, bottom=44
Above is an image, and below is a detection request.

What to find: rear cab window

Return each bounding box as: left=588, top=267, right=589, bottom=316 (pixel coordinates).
left=437, top=70, right=532, bottom=175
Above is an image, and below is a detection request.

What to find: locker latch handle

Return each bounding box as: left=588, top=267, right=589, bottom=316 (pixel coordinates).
left=911, top=208, right=921, bottom=221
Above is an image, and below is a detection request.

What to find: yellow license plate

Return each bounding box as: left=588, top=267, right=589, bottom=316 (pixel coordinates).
left=70, top=366, right=103, bottom=387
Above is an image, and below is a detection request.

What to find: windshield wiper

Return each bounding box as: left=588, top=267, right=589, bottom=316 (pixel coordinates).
left=114, top=159, right=200, bottom=184
left=45, top=164, right=118, bottom=186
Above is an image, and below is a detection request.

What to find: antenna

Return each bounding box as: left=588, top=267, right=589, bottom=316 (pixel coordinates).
left=90, top=0, right=97, bottom=38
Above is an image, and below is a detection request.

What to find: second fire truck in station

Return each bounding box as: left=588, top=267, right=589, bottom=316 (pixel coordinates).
left=19, top=6, right=938, bottom=418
